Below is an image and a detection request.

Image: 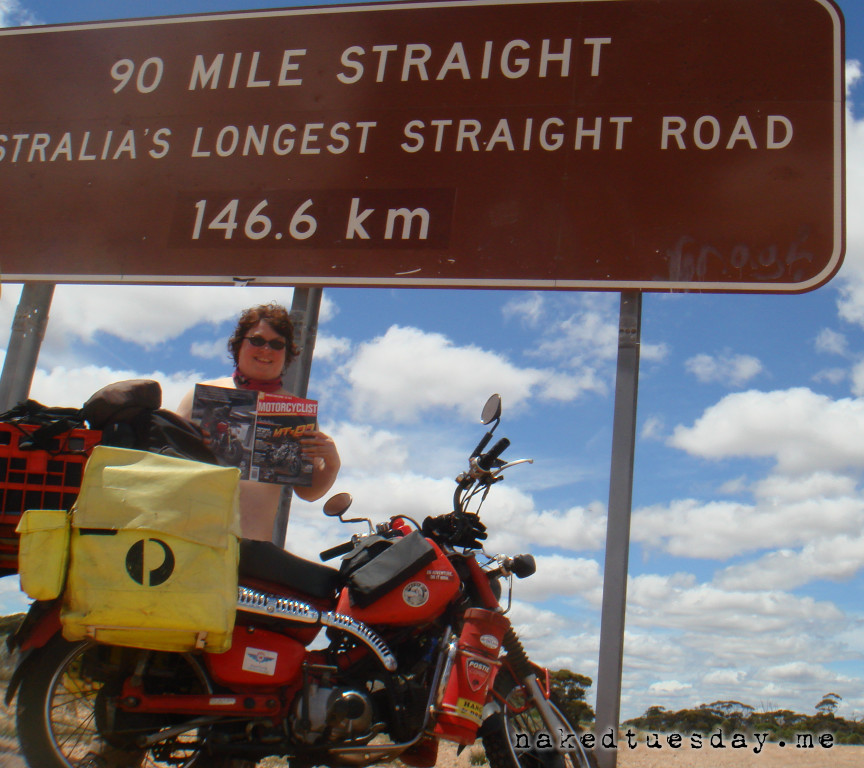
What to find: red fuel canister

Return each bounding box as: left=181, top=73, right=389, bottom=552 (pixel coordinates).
left=433, top=608, right=510, bottom=744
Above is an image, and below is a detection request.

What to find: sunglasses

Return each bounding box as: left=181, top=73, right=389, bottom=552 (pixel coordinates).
left=244, top=335, right=287, bottom=351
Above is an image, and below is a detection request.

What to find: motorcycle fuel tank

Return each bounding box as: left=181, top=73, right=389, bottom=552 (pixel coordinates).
left=336, top=539, right=460, bottom=626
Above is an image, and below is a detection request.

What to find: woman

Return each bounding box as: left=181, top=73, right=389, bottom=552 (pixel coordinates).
left=177, top=302, right=340, bottom=541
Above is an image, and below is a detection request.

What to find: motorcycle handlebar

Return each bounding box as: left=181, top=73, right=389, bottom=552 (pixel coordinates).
left=470, top=430, right=493, bottom=458
left=319, top=540, right=355, bottom=562
left=477, top=437, right=510, bottom=471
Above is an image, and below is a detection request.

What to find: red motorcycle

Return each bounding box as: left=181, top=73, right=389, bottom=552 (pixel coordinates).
left=6, top=395, right=596, bottom=768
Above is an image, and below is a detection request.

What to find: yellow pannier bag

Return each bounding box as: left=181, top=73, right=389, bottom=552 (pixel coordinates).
left=61, top=446, right=241, bottom=653
left=16, top=509, right=71, bottom=601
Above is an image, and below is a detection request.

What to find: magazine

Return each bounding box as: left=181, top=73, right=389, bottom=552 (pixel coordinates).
left=190, top=384, right=318, bottom=486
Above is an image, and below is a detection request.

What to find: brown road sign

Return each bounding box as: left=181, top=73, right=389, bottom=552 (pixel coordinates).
left=0, top=0, right=845, bottom=292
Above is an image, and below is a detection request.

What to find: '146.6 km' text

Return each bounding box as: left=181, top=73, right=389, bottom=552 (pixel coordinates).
left=173, top=189, right=454, bottom=249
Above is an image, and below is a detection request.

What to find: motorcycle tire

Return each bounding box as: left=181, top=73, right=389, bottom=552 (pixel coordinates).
left=15, top=633, right=254, bottom=768
left=483, top=677, right=598, bottom=768
left=225, top=440, right=244, bottom=465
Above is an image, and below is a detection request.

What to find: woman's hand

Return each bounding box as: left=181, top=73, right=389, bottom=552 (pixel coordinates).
left=296, top=430, right=341, bottom=501
left=301, top=430, right=339, bottom=465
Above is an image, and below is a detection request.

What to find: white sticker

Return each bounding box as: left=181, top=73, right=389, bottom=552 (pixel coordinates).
left=209, top=697, right=237, bottom=706
left=403, top=581, right=430, bottom=607
left=479, top=634, right=499, bottom=651
left=426, top=568, right=454, bottom=581
left=241, top=647, right=278, bottom=676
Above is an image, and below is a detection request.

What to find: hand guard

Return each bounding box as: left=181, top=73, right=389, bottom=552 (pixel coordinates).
left=422, top=512, right=487, bottom=549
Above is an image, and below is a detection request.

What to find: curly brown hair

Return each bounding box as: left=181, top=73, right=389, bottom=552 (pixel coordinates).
left=228, top=303, right=300, bottom=369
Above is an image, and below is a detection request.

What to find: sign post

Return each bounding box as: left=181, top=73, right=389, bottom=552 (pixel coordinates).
left=273, top=285, right=324, bottom=547
left=596, top=291, right=642, bottom=768
left=0, top=283, right=55, bottom=412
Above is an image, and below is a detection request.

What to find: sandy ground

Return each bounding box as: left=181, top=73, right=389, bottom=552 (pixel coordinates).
left=613, top=742, right=864, bottom=767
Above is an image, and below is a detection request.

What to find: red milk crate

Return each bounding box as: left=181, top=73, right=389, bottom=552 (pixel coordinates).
left=0, top=423, right=102, bottom=576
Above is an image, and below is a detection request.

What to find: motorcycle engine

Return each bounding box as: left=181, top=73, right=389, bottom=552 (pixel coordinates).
left=292, top=683, right=374, bottom=744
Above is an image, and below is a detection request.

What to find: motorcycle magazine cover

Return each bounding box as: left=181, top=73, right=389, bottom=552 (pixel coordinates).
left=6, top=392, right=597, bottom=768
left=190, top=384, right=318, bottom=486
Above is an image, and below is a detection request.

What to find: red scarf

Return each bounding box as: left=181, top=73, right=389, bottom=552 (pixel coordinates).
left=233, top=368, right=283, bottom=393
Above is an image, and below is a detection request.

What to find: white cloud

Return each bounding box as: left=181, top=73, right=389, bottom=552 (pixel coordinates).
left=0, top=285, right=322, bottom=363
left=190, top=339, right=227, bottom=360
left=633, top=488, right=864, bottom=560
left=640, top=415, right=665, bottom=440
left=511, top=554, right=603, bottom=603
left=760, top=661, right=849, bottom=687
left=535, top=299, right=619, bottom=365
left=716, top=534, right=864, bottom=591
left=850, top=359, right=864, bottom=396
left=641, top=343, right=669, bottom=364
left=815, top=328, right=849, bottom=356
left=717, top=475, right=749, bottom=495
left=481, top=494, right=609, bottom=554
left=302, top=471, right=454, bottom=535
left=617, top=624, right=847, bottom=718
left=508, top=293, right=667, bottom=394
left=29, top=364, right=202, bottom=412
left=313, top=334, right=352, bottom=361
left=344, top=325, right=577, bottom=423
left=669, top=388, right=864, bottom=474
left=848, top=59, right=862, bottom=97
left=507, top=601, right=572, bottom=640
left=702, top=669, right=745, bottom=687
left=0, top=0, right=38, bottom=27
left=45, top=285, right=298, bottom=348
left=649, top=680, right=691, bottom=695
left=836, top=60, right=864, bottom=325
left=0, top=285, right=345, bottom=387
left=505, top=600, right=600, bottom=677
left=326, top=422, right=408, bottom=473
left=684, top=351, right=763, bottom=386
left=0, top=574, right=30, bottom=615
left=503, top=292, right=546, bottom=326
left=627, top=575, right=845, bottom=636
left=812, top=366, right=847, bottom=385
left=751, top=470, right=858, bottom=503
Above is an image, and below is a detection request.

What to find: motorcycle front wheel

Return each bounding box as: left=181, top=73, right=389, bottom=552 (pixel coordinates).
left=483, top=675, right=597, bottom=768
left=16, top=634, right=253, bottom=768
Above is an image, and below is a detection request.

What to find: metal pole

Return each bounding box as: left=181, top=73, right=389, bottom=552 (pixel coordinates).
left=273, top=286, right=324, bottom=546
left=594, top=290, right=642, bottom=768
left=284, top=286, right=323, bottom=399
left=0, top=282, right=56, bottom=412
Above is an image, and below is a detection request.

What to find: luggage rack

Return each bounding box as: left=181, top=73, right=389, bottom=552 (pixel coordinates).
left=0, top=423, right=101, bottom=576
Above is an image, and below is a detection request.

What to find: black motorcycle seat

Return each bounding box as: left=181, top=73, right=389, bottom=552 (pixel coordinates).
left=239, top=539, right=343, bottom=600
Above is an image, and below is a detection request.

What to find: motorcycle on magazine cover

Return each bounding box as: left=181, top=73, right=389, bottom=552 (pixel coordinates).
left=6, top=395, right=596, bottom=768
left=263, top=438, right=303, bottom=475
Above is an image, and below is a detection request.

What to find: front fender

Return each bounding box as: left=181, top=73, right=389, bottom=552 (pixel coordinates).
left=4, top=600, right=62, bottom=705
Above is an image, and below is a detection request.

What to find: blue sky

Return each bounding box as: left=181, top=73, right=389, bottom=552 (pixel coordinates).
left=1, top=0, right=863, bottom=726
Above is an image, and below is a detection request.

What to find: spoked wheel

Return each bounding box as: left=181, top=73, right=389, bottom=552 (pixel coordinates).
left=483, top=674, right=597, bottom=768
left=16, top=634, right=252, bottom=768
